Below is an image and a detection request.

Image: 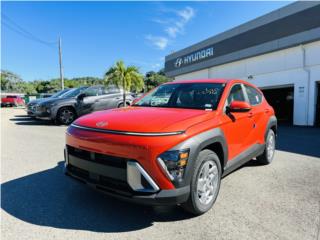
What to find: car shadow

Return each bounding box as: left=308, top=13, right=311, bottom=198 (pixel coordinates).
left=13, top=114, right=30, bottom=118
left=10, top=115, right=54, bottom=126
left=1, top=161, right=194, bottom=233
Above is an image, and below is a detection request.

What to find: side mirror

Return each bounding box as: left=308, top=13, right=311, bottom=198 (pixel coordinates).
left=227, top=101, right=251, bottom=113
left=77, top=93, right=86, bottom=101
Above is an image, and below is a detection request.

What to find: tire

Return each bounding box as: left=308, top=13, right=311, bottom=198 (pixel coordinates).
left=257, top=129, right=276, bottom=165
left=118, top=103, right=124, bottom=108
left=56, top=107, right=76, bottom=125
left=182, top=149, right=222, bottom=215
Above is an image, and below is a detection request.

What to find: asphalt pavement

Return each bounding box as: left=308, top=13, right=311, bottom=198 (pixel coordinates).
left=1, top=108, right=320, bottom=240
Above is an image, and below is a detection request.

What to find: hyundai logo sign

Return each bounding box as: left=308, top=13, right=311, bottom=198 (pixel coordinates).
left=175, top=58, right=183, bottom=68
left=174, top=47, right=214, bottom=68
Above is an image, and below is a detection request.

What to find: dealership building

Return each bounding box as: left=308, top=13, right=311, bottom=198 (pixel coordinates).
left=165, top=2, right=320, bottom=126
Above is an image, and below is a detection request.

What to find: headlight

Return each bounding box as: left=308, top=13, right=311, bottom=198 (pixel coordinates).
left=157, top=149, right=189, bottom=182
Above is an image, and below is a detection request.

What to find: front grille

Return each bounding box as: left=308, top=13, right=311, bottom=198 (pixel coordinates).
left=66, top=145, right=135, bottom=196
left=67, top=165, right=133, bottom=196
left=67, top=145, right=127, bottom=169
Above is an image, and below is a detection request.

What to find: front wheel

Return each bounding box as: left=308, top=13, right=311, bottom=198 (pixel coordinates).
left=56, top=107, right=76, bottom=125
left=182, top=149, right=222, bottom=215
left=257, top=129, right=276, bottom=165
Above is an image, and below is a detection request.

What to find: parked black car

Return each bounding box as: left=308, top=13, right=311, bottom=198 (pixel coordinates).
left=26, top=88, right=71, bottom=117
left=34, top=85, right=134, bottom=125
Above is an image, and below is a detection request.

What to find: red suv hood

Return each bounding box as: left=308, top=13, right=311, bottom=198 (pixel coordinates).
left=74, top=107, right=215, bottom=133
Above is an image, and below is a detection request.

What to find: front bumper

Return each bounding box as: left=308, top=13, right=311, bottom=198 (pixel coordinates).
left=64, top=146, right=190, bottom=205
left=34, top=110, right=52, bottom=120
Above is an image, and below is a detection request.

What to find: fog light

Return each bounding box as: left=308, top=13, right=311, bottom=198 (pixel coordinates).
left=157, top=149, right=189, bottom=182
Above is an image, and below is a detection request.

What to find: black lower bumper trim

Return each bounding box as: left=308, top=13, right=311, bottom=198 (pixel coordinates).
left=64, top=164, right=190, bottom=206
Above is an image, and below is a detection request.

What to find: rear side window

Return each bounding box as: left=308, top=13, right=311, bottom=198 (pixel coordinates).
left=227, top=84, right=245, bottom=105
left=245, top=85, right=262, bottom=105
left=84, top=87, right=103, bottom=96
left=105, top=86, right=120, bottom=94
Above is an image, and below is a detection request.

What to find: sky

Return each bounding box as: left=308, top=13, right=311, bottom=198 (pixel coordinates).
left=2, top=1, right=291, bottom=81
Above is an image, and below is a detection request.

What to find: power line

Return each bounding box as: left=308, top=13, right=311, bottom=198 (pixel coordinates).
left=2, top=22, right=55, bottom=49
left=2, top=14, right=58, bottom=47
left=2, top=14, right=65, bottom=89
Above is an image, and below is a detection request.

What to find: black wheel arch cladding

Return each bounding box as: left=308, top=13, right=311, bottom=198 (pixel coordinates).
left=168, top=128, right=228, bottom=188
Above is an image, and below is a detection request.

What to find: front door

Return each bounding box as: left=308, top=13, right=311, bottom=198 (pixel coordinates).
left=221, top=84, right=255, bottom=160
left=77, top=86, right=103, bottom=116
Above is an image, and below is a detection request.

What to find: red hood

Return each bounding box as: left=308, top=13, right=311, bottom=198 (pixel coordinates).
left=74, top=107, right=216, bottom=133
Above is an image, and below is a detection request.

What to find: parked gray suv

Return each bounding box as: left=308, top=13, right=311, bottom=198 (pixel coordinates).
left=26, top=88, right=71, bottom=117
left=34, top=85, right=134, bottom=125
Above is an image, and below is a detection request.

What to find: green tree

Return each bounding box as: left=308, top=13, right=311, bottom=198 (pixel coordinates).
left=1, top=70, right=24, bottom=92
left=144, top=69, right=170, bottom=91
left=104, top=60, right=144, bottom=107
left=21, top=82, right=37, bottom=95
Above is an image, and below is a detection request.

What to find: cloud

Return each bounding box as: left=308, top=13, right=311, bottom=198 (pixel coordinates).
left=145, top=35, right=169, bottom=50
left=166, top=6, right=195, bottom=38
left=165, top=26, right=179, bottom=38
left=177, top=6, right=195, bottom=22
left=146, top=6, right=196, bottom=50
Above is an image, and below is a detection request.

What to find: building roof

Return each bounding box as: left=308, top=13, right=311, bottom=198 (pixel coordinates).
left=165, top=1, right=320, bottom=77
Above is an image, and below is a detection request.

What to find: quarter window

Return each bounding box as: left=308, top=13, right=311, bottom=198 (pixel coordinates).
left=245, top=85, right=262, bottom=105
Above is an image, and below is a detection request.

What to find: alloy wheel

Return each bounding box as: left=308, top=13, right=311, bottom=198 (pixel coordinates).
left=267, top=133, right=275, bottom=160
left=59, top=109, right=74, bottom=124
left=196, top=160, right=219, bottom=205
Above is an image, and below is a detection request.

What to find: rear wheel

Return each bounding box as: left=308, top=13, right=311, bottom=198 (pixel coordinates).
left=56, top=107, right=76, bottom=125
left=257, top=129, right=276, bottom=164
left=118, top=103, right=124, bottom=108
left=182, top=149, right=221, bottom=215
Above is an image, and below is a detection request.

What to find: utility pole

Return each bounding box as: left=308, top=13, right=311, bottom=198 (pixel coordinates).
left=58, top=37, right=64, bottom=89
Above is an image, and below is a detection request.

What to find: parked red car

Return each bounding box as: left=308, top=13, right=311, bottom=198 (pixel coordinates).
left=64, top=79, right=277, bottom=215
left=1, top=95, right=25, bottom=107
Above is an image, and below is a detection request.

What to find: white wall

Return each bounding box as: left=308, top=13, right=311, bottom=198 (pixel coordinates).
left=174, top=40, right=320, bottom=126
left=174, top=69, right=209, bottom=81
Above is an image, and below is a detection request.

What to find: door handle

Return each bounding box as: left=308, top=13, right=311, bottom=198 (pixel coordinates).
left=264, top=108, right=270, bottom=113
left=248, top=112, right=253, bottom=118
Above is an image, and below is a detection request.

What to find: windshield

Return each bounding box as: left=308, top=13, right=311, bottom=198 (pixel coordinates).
left=51, top=89, right=71, bottom=98
left=134, top=83, right=225, bottom=110
left=61, top=87, right=88, bottom=98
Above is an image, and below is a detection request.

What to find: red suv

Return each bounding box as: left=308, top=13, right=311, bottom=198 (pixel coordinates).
left=64, top=79, right=277, bottom=215
left=1, top=95, right=25, bottom=107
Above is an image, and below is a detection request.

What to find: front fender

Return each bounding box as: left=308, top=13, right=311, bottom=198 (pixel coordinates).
left=168, top=128, right=227, bottom=188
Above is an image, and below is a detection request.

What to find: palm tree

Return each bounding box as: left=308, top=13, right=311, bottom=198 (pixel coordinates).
left=104, top=60, right=144, bottom=107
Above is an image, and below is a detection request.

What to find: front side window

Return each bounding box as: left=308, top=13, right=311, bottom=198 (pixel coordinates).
left=245, top=85, right=262, bottom=105
left=134, top=83, right=225, bottom=110
left=227, top=84, right=245, bottom=105
left=106, top=85, right=121, bottom=94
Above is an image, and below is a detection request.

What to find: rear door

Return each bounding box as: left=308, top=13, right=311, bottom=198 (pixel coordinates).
left=221, top=84, right=255, bottom=160
left=94, top=87, right=123, bottom=110
left=244, top=84, right=267, bottom=144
